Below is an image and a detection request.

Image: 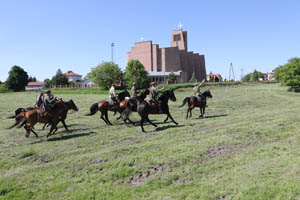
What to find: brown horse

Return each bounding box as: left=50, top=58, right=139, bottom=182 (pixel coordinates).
left=86, top=90, right=130, bottom=125
left=179, top=90, right=212, bottom=119
left=8, top=99, right=78, bottom=138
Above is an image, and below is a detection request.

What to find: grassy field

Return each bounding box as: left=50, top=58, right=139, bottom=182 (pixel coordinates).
left=1, top=83, right=300, bottom=199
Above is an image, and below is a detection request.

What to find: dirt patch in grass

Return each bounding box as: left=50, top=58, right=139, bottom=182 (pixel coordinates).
left=172, top=178, right=188, bottom=184
left=73, top=159, right=108, bottom=170
left=129, top=165, right=167, bottom=186
left=207, top=145, right=252, bottom=158
left=33, top=155, right=52, bottom=164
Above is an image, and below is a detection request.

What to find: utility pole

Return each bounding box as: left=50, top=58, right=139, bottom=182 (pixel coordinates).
left=111, top=42, right=115, bottom=63
left=229, top=62, right=235, bottom=81
left=241, top=68, right=244, bottom=81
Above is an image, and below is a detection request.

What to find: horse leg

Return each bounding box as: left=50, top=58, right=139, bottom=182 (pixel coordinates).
left=100, top=114, right=108, bottom=125
left=47, top=123, right=57, bottom=137
left=146, top=116, right=157, bottom=127
left=199, top=107, right=203, bottom=118
left=189, top=108, right=193, bottom=118
left=30, top=128, right=39, bottom=138
left=117, top=114, right=122, bottom=120
left=61, top=120, right=69, bottom=132
left=42, top=123, right=47, bottom=130
left=164, top=116, right=169, bottom=123
left=24, top=125, right=30, bottom=137
left=167, top=113, right=178, bottom=125
left=127, top=118, right=136, bottom=126
left=140, top=115, right=149, bottom=132
left=105, top=112, right=113, bottom=125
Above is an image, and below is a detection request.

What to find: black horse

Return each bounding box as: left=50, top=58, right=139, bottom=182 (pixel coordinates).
left=179, top=90, right=212, bottom=119
left=7, top=107, right=35, bottom=119
left=119, top=89, right=150, bottom=125
left=86, top=90, right=130, bottom=125
left=137, top=89, right=178, bottom=132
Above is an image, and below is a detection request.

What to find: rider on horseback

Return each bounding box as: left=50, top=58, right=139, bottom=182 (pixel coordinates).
left=108, top=83, right=119, bottom=111
left=34, top=91, right=44, bottom=108
left=41, top=90, right=57, bottom=124
left=130, top=82, right=137, bottom=99
left=149, top=82, right=165, bottom=113
left=193, top=79, right=206, bottom=106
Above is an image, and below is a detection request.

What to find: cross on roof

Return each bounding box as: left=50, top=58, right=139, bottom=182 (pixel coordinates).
left=178, top=22, right=183, bottom=30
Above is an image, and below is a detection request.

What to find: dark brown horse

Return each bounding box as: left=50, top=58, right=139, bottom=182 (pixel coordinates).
left=86, top=90, right=130, bottom=125
left=137, top=89, right=178, bottom=132
left=8, top=99, right=78, bottom=138
left=179, top=90, right=212, bottom=119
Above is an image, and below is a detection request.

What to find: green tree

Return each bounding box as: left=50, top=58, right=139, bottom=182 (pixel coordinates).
left=242, top=70, right=264, bottom=81
left=6, top=65, right=29, bottom=91
left=124, top=60, right=150, bottom=89
left=275, top=57, right=300, bottom=88
left=44, top=79, right=51, bottom=88
left=51, top=69, right=69, bottom=86
left=167, top=72, right=176, bottom=83
left=87, top=62, right=122, bottom=89
left=28, top=76, right=37, bottom=82
left=251, top=70, right=259, bottom=81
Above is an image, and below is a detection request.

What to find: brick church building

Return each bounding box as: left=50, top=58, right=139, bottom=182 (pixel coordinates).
left=126, top=28, right=206, bottom=83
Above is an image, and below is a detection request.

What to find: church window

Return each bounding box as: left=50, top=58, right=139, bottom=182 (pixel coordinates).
left=173, top=34, right=181, bottom=41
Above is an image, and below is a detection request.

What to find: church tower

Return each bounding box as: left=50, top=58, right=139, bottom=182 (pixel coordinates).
left=170, top=26, right=188, bottom=51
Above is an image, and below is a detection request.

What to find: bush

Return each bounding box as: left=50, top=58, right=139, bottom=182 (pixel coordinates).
left=167, top=72, right=176, bottom=83
left=0, top=84, right=9, bottom=93
left=275, top=57, right=300, bottom=88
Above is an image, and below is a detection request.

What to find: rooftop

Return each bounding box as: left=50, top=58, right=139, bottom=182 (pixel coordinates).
left=64, top=72, right=82, bottom=77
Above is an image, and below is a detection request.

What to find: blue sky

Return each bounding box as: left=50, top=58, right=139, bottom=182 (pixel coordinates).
left=1, top=0, right=300, bottom=82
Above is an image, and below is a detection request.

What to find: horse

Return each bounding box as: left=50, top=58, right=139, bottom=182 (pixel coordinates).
left=179, top=90, right=212, bottom=119
left=117, top=89, right=150, bottom=125
left=7, top=107, right=35, bottom=119
left=137, top=89, right=178, bottom=132
left=86, top=90, right=130, bottom=125
left=8, top=99, right=78, bottom=138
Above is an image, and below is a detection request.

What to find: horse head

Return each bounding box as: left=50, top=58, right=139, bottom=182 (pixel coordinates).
left=203, top=90, right=213, bottom=98
left=118, top=89, right=130, bottom=102
left=68, top=99, right=79, bottom=111
left=162, top=89, right=176, bottom=102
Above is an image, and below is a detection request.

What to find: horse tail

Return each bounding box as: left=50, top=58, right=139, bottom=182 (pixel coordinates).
left=85, top=103, right=98, bottom=116
left=7, top=115, right=16, bottom=119
left=7, top=113, right=25, bottom=129
left=179, top=97, right=190, bottom=108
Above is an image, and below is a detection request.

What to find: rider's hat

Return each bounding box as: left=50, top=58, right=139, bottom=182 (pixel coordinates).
left=194, top=83, right=198, bottom=86
left=151, top=82, right=156, bottom=86
left=133, top=82, right=136, bottom=85
left=46, top=90, right=51, bottom=94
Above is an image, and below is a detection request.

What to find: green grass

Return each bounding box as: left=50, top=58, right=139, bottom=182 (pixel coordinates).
left=1, top=83, right=300, bottom=199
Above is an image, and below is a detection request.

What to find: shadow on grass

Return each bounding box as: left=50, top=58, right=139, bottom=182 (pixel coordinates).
left=190, top=114, right=228, bottom=120
left=47, top=131, right=96, bottom=142
left=155, top=124, right=185, bottom=132
left=204, top=114, right=228, bottom=119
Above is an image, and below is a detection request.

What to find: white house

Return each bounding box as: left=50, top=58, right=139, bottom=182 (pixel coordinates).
left=25, top=82, right=45, bottom=91
left=64, top=72, right=82, bottom=83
